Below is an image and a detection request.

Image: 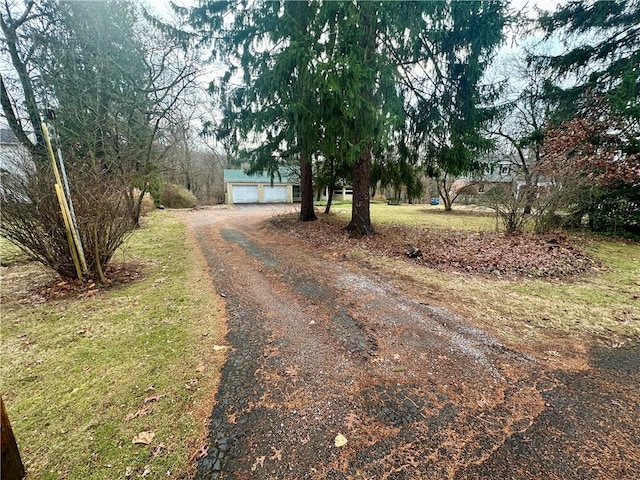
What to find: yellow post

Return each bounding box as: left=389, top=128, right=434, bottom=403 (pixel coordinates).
left=43, top=123, right=83, bottom=280
left=55, top=184, right=83, bottom=280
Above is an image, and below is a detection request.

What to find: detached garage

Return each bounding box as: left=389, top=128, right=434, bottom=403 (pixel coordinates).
left=231, top=185, right=259, bottom=203
left=224, top=169, right=296, bottom=204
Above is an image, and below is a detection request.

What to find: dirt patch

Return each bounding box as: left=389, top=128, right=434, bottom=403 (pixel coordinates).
left=269, top=213, right=600, bottom=278
left=173, top=206, right=639, bottom=479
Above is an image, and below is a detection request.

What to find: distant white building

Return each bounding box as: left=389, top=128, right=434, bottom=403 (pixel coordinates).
left=455, top=151, right=551, bottom=195
left=0, top=128, right=28, bottom=174
left=224, top=169, right=297, bottom=204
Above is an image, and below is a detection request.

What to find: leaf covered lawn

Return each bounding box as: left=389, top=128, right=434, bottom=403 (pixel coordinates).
left=270, top=213, right=600, bottom=278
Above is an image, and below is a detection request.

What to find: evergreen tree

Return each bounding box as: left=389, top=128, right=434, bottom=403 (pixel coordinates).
left=405, top=1, right=506, bottom=211
left=192, top=1, right=506, bottom=233
left=319, top=0, right=505, bottom=219
left=192, top=0, right=322, bottom=221
left=536, top=0, right=640, bottom=123
left=319, top=1, right=404, bottom=235
left=535, top=1, right=639, bottom=233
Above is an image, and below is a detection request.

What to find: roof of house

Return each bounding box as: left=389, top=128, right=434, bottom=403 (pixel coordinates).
left=223, top=168, right=296, bottom=184
left=0, top=128, right=19, bottom=145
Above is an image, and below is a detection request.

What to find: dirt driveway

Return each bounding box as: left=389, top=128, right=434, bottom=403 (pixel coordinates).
left=175, top=205, right=639, bottom=480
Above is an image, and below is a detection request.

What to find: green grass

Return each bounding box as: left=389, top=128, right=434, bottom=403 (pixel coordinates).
left=326, top=202, right=497, bottom=231
left=1, top=212, right=223, bottom=479
left=313, top=200, right=352, bottom=207
left=320, top=203, right=639, bottom=347
left=363, top=236, right=640, bottom=347
left=0, top=237, right=27, bottom=265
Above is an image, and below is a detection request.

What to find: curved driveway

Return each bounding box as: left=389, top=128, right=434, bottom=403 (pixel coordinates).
left=175, top=205, right=640, bottom=480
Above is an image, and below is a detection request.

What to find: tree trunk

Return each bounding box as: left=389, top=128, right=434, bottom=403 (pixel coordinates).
left=0, top=74, right=45, bottom=161
left=0, top=6, right=46, bottom=162
left=438, top=178, right=453, bottom=211
left=130, top=186, right=146, bottom=228
left=346, top=148, right=373, bottom=236
left=298, top=156, right=316, bottom=222
left=324, top=175, right=336, bottom=214
left=1, top=396, right=26, bottom=480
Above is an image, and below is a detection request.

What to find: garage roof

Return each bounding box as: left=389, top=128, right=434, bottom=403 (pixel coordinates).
left=223, top=169, right=295, bottom=184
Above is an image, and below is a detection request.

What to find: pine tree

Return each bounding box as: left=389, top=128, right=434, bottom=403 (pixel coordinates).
left=192, top=0, right=323, bottom=221
left=536, top=0, right=640, bottom=123
left=192, top=1, right=507, bottom=233
left=406, top=1, right=507, bottom=211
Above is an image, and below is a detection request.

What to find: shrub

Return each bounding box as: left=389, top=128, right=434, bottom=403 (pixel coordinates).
left=0, top=153, right=139, bottom=282
left=486, top=184, right=531, bottom=234
left=161, top=183, right=197, bottom=208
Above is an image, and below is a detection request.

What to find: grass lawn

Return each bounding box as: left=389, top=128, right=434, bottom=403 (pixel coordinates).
left=329, top=202, right=497, bottom=231
left=1, top=212, right=224, bottom=479
left=334, top=204, right=640, bottom=351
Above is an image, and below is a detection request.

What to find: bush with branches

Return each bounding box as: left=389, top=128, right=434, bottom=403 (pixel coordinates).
left=160, top=183, right=197, bottom=209
left=1, top=154, right=137, bottom=282
left=486, top=184, right=531, bottom=234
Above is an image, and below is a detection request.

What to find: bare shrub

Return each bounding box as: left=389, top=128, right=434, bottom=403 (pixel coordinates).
left=1, top=153, right=138, bottom=282
left=486, top=184, right=532, bottom=234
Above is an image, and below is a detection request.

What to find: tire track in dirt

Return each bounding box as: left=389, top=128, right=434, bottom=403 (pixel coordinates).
left=178, top=206, right=640, bottom=480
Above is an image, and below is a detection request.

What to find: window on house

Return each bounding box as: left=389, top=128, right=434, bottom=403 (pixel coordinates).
left=500, top=165, right=510, bottom=175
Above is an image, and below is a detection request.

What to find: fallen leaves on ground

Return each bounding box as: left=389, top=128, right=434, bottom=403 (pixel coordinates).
left=152, top=443, right=166, bottom=457
left=270, top=446, right=282, bottom=461
left=125, top=407, right=151, bottom=421
left=132, top=431, right=155, bottom=445
left=269, top=214, right=600, bottom=279
left=143, top=393, right=166, bottom=403
left=23, top=262, right=145, bottom=303
left=251, top=455, right=266, bottom=471
left=190, top=445, right=209, bottom=461
left=334, top=433, right=348, bottom=447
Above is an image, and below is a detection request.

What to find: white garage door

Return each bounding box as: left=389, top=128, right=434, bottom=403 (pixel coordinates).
left=232, top=185, right=259, bottom=203
left=263, top=186, right=287, bottom=203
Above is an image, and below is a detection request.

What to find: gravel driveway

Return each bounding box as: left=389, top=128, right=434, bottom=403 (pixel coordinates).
left=174, top=205, right=640, bottom=480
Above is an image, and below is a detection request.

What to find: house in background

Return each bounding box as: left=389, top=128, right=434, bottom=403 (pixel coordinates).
left=452, top=152, right=534, bottom=197
left=223, top=169, right=299, bottom=204
left=0, top=128, right=26, bottom=174
left=316, top=185, right=353, bottom=202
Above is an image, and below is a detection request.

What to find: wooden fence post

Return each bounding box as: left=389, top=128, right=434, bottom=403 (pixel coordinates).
left=1, top=396, right=25, bottom=480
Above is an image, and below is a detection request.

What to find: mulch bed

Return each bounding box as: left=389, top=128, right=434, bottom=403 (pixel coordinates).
left=17, top=261, right=146, bottom=304
left=268, top=213, right=601, bottom=279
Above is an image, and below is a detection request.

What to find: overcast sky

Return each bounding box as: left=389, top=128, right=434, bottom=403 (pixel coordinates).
left=150, top=0, right=566, bottom=24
